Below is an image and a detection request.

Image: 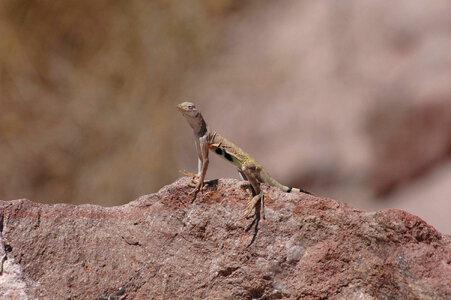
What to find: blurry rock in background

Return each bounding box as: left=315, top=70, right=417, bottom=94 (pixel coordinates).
left=184, top=0, right=451, bottom=233
left=368, top=101, right=451, bottom=196
left=0, top=0, right=251, bottom=205
left=0, top=1, right=450, bottom=232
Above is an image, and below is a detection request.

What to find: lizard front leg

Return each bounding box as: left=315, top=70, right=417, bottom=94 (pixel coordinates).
left=189, top=135, right=210, bottom=199
left=239, top=163, right=265, bottom=220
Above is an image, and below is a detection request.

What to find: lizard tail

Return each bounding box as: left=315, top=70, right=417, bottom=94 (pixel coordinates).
left=288, top=187, right=313, bottom=195
left=261, top=171, right=313, bottom=195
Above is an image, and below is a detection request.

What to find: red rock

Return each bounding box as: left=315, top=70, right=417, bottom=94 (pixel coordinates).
left=0, top=177, right=449, bottom=299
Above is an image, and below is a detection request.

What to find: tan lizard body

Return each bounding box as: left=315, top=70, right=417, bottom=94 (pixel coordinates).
left=177, top=102, right=312, bottom=220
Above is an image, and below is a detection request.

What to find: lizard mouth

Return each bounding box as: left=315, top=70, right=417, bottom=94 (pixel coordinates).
left=177, top=102, right=198, bottom=116
left=177, top=108, right=188, bottom=116
left=177, top=104, right=190, bottom=113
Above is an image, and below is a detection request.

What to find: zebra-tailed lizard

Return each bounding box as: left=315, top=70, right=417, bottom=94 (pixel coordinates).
left=177, top=102, right=312, bottom=223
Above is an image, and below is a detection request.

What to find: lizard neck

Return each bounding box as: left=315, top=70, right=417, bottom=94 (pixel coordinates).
left=187, top=112, right=208, bottom=137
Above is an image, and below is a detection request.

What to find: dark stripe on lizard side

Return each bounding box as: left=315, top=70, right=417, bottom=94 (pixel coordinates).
left=287, top=187, right=292, bottom=193
left=212, top=146, right=241, bottom=166
left=224, top=151, right=233, bottom=162
left=213, top=147, right=234, bottom=162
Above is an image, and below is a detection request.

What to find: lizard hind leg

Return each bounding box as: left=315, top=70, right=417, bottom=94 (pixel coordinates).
left=238, top=169, right=255, bottom=195
left=240, top=193, right=263, bottom=220
left=239, top=163, right=265, bottom=220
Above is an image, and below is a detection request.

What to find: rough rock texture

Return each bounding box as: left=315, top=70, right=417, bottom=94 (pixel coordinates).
left=0, top=177, right=450, bottom=299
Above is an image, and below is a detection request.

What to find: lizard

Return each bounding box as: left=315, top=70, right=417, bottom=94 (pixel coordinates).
left=177, top=101, right=312, bottom=221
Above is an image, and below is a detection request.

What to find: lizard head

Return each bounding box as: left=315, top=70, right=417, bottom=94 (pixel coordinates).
left=177, top=102, right=207, bottom=135
left=177, top=102, right=200, bottom=118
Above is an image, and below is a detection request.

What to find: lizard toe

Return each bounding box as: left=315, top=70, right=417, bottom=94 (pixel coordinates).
left=179, top=169, right=199, bottom=178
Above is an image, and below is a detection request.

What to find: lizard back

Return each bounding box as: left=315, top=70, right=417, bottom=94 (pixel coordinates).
left=208, top=132, right=262, bottom=169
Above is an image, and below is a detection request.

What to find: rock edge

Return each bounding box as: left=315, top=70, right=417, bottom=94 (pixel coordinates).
left=0, top=177, right=449, bottom=299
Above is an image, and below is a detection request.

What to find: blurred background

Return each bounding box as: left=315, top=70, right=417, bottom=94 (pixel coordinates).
left=1, top=0, right=450, bottom=233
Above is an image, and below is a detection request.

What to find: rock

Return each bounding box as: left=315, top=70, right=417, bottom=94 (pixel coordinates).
left=0, top=177, right=449, bottom=299
left=368, top=100, right=451, bottom=196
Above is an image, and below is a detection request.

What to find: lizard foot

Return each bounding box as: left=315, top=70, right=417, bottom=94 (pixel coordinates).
left=179, top=170, right=199, bottom=178
left=240, top=193, right=263, bottom=221
left=179, top=169, right=198, bottom=178
left=179, top=169, right=200, bottom=187
left=188, top=180, right=206, bottom=203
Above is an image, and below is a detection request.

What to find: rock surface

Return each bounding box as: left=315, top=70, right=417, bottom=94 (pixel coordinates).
left=0, top=177, right=450, bottom=299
